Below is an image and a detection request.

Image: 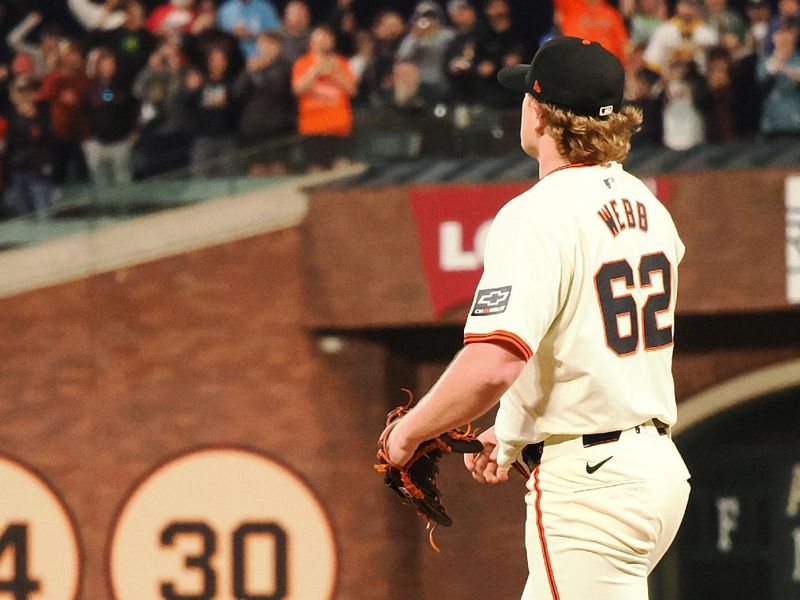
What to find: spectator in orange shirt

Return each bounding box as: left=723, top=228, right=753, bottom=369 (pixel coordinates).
left=292, top=26, right=357, bottom=171
left=554, top=0, right=629, bottom=64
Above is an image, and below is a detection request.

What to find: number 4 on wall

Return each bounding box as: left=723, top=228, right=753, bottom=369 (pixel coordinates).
left=0, top=524, right=41, bottom=600
left=594, top=252, right=674, bottom=357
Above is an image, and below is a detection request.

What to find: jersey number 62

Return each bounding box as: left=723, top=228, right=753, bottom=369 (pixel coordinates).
left=594, top=251, right=673, bottom=357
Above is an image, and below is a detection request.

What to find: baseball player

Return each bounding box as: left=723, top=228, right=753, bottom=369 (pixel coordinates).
left=384, top=36, right=690, bottom=599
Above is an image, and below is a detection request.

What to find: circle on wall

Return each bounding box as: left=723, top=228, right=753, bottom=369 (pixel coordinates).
left=108, top=446, right=338, bottom=600
left=0, top=453, right=82, bottom=600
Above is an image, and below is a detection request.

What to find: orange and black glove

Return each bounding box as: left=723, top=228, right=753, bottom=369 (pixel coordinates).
left=375, top=390, right=483, bottom=549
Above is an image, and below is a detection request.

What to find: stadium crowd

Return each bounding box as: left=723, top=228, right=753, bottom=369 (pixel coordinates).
left=0, top=0, right=795, bottom=216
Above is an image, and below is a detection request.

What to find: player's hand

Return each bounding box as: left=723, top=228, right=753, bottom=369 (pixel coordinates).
left=384, top=423, right=418, bottom=467
left=464, top=427, right=509, bottom=484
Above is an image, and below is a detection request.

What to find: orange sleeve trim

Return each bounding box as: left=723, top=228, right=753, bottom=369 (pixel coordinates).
left=464, top=330, right=534, bottom=361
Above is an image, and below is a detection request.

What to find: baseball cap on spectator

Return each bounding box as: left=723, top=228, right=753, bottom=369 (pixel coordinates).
left=413, top=1, right=444, bottom=20
left=497, top=36, right=625, bottom=118
left=447, top=0, right=471, bottom=12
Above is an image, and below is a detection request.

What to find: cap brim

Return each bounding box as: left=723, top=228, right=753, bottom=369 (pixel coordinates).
left=497, top=64, right=530, bottom=94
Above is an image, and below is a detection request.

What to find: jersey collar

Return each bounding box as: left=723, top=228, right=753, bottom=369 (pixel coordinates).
left=541, top=162, right=596, bottom=180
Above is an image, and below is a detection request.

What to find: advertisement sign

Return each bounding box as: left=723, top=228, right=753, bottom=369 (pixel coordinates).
left=410, top=183, right=529, bottom=316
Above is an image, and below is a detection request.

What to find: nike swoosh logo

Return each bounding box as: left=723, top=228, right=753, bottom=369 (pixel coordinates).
left=585, top=456, right=613, bottom=474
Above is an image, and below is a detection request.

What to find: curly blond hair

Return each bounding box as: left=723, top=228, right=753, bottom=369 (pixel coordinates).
left=538, top=104, right=643, bottom=164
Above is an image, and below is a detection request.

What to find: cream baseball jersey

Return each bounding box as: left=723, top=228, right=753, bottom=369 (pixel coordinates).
left=464, top=162, right=684, bottom=468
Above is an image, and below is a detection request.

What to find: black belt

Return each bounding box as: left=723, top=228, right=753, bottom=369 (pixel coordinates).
left=521, top=420, right=669, bottom=469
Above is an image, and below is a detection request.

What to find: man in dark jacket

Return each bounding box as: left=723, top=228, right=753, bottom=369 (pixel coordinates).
left=83, top=47, right=140, bottom=187
left=236, top=31, right=295, bottom=172
left=185, top=45, right=243, bottom=177
left=472, top=0, right=526, bottom=107
left=6, top=76, right=55, bottom=217
left=444, top=0, right=484, bottom=104
left=91, top=1, right=156, bottom=90
left=133, top=41, right=192, bottom=176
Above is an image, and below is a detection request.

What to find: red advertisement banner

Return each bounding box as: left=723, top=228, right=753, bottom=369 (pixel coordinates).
left=409, top=178, right=672, bottom=317
left=409, top=183, right=530, bottom=317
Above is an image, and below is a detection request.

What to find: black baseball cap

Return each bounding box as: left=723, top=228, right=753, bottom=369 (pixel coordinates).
left=498, top=36, right=624, bottom=118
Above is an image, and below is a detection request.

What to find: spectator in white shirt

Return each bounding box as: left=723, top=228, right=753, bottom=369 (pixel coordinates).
left=644, top=0, right=718, bottom=73
left=661, top=47, right=709, bottom=149
left=68, top=0, right=126, bottom=32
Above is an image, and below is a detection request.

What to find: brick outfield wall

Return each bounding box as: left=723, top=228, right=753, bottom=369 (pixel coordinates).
left=0, top=226, right=532, bottom=600
left=0, top=229, right=382, bottom=600
left=0, top=178, right=798, bottom=599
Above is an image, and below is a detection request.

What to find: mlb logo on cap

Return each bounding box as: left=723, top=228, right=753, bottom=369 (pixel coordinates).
left=599, top=105, right=613, bottom=117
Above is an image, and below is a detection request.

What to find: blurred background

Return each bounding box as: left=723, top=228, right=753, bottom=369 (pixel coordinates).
left=0, top=0, right=798, bottom=599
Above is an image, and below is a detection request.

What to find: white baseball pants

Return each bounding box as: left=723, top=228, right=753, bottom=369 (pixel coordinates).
left=521, top=422, right=691, bottom=600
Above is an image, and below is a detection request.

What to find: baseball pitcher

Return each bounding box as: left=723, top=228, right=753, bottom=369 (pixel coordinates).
left=382, top=36, right=690, bottom=599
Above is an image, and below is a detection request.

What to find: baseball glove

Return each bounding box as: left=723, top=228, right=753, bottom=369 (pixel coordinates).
left=375, top=389, right=483, bottom=550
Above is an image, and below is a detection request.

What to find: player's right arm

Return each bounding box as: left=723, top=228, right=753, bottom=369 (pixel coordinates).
left=385, top=342, right=525, bottom=467
left=463, top=199, right=569, bottom=465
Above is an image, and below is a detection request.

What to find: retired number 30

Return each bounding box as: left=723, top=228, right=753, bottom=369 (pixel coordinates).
left=161, top=521, right=288, bottom=600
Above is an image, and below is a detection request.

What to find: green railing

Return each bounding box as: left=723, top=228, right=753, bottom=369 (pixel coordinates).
left=5, top=104, right=800, bottom=252
left=0, top=135, right=306, bottom=251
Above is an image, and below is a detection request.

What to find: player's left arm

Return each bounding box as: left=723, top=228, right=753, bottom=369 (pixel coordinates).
left=386, top=341, right=526, bottom=467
